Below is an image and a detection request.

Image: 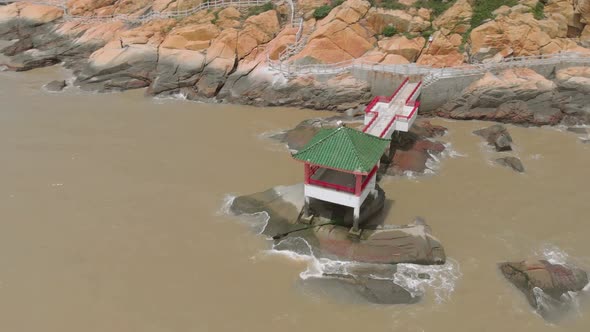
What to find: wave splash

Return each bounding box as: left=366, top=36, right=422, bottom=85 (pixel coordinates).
left=265, top=236, right=461, bottom=304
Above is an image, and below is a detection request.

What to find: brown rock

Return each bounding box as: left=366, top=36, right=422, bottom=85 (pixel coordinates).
left=366, top=8, right=413, bottom=34
left=437, top=69, right=564, bottom=126
left=378, top=35, right=425, bottom=62
left=433, top=0, right=473, bottom=34
left=577, top=0, right=590, bottom=23
left=417, top=32, right=465, bottom=67
left=295, top=1, right=375, bottom=63
left=19, top=3, right=63, bottom=23
left=555, top=66, right=590, bottom=93
left=500, top=260, right=589, bottom=320
left=161, top=23, right=220, bottom=51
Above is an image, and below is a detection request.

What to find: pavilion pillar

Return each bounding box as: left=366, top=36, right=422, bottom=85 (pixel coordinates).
left=355, top=173, right=362, bottom=196
left=352, top=206, right=360, bottom=233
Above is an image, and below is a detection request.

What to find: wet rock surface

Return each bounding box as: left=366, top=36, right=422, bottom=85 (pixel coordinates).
left=385, top=120, right=447, bottom=176
left=473, top=124, right=513, bottom=152
left=436, top=68, right=590, bottom=126
left=44, top=79, right=67, bottom=92
left=301, top=263, right=419, bottom=305
left=273, top=115, right=449, bottom=177
left=495, top=156, right=525, bottom=173
left=230, top=183, right=446, bottom=265
left=499, top=260, right=589, bottom=321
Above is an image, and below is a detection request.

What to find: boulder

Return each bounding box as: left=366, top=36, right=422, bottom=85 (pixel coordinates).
left=499, top=260, right=589, bottom=320
left=495, top=156, right=525, bottom=173
left=473, top=124, right=513, bottom=151
left=294, top=0, right=375, bottom=64
left=230, top=183, right=446, bottom=265
left=385, top=119, right=447, bottom=176
left=301, top=271, right=418, bottom=304
left=378, top=35, right=426, bottom=62
left=433, top=0, right=473, bottom=35
left=436, top=69, right=564, bottom=126
left=44, top=79, right=67, bottom=92
left=577, top=0, right=590, bottom=24
left=366, top=8, right=413, bottom=34
left=417, top=32, right=465, bottom=67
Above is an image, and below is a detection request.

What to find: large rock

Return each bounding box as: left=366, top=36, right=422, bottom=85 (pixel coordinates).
left=366, top=7, right=413, bottom=34
left=378, top=35, right=425, bottom=62
left=554, top=67, right=590, bottom=124
left=576, top=0, right=590, bottom=24
left=436, top=68, right=564, bottom=125
left=230, top=183, right=446, bottom=265
left=495, top=156, right=525, bottom=172
left=385, top=120, right=447, bottom=176
left=468, top=5, right=590, bottom=61
left=417, top=31, right=465, bottom=67
left=44, top=79, right=67, bottom=92
left=500, top=260, right=589, bottom=320
left=293, top=0, right=375, bottom=63
left=302, top=269, right=418, bottom=304
left=433, top=0, right=472, bottom=34
left=473, top=124, right=513, bottom=151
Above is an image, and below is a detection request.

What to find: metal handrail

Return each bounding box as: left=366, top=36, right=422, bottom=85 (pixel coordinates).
left=269, top=51, right=590, bottom=81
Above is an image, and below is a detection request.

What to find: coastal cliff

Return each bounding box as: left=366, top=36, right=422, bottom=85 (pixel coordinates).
left=1, top=0, right=590, bottom=121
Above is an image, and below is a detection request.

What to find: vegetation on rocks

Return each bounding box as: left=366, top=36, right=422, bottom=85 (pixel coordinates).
left=532, top=1, right=545, bottom=20
left=382, top=25, right=397, bottom=37
left=471, top=0, right=518, bottom=28
left=313, top=5, right=333, bottom=19
left=247, top=1, right=274, bottom=17
left=313, top=0, right=345, bottom=19
left=370, top=0, right=407, bottom=11
left=413, top=0, right=457, bottom=17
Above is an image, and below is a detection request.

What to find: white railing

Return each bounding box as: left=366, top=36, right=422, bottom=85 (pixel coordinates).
left=0, top=0, right=295, bottom=25
left=269, top=51, right=590, bottom=83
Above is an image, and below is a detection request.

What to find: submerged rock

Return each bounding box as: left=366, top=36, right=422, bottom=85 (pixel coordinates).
left=495, top=157, right=525, bottom=173
left=44, top=79, right=66, bottom=92
left=499, top=260, right=589, bottom=320
left=303, top=275, right=416, bottom=304
left=473, top=124, right=513, bottom=151
left=230, top=183, right=446, bottom=265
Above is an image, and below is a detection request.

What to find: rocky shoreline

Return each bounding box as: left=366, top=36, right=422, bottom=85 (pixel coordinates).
left=2, top=1, right=590, bottom=122
left=2, top=0, right=590, bottom=318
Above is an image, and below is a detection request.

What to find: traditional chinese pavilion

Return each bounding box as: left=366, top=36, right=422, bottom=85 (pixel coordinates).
left=292, top=125, right=390, bottom=233
left=291, top=78, right=422, bottom=235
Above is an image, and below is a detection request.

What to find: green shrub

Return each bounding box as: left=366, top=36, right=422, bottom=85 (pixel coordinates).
left=382, top=25, right=397, bottom=37
left=421, top=28, right=434, bottom=39
left=471, top=0, right=518, bottom=28
left=533, top=1, right=545, bottom=20
left=210, top=10, right=219, bottom=24
left=247, top=2, right=275, bottom=17
left=313, top=5, right=333, bottom=19
left=372, top=0, right=407, bottom=10
left=413, top=0, right=456, bottom=17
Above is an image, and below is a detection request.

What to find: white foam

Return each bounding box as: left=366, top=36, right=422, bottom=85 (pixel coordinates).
left=538, top=244, right=570, bottom=265
left=394, top=258, right=462, bottom=303
left=266, top=236, right=461, bottom=304
left=217, top=194, right=236, bottom=216
left=441, top=142, right=466, bottom=158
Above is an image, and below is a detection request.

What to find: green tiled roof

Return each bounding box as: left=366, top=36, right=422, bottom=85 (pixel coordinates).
left=292, top=126, right=390, bottom=173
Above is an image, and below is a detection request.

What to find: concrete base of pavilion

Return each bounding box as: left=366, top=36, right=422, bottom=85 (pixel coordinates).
left=229, top=183, right=446, bottom=265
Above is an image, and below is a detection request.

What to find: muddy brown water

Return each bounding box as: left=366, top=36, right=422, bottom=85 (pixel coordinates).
left=1, top=64, right=590, bottom=331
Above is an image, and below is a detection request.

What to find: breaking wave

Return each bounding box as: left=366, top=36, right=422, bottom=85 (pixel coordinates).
left=264, top=236, right=461, bottom=304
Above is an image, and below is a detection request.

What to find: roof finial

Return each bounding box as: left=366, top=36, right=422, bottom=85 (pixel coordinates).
left=337, top=121, right=345, bottom=128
